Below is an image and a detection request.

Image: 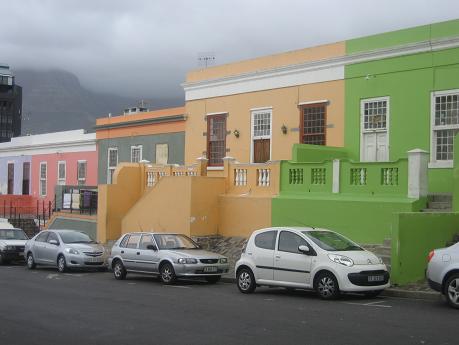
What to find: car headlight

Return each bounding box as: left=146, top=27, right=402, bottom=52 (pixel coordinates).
left=177, top=258, right=198, bottom=264
left=220, top=258, right=228, bottom=264
left=378, top=257, right=383, bottom=264
left=65, top=248, right=80, bottom=255
left=328, top=254, right=354, bottom=267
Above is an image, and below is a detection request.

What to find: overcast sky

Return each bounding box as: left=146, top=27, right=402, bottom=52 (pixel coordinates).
left=2, top=0, right=459, bottom=101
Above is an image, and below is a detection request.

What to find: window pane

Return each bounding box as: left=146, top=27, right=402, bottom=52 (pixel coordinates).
left=207, top=115, right=226, bottom=165
left=362, top=100, right=387, bottom=130
left=254, top=231, right=277, bottom=250
left=278, top=231, right=308, bottom=254
left=58, top=162, right=65, bottom=179
left=302, top=105, right=325, bottom=145
left=435, top=129, right=459, bottom=161
left=108, top=149, right=118, bottom=167
left=139, top=235, right=154, bottom=249
left=156, top=144, right=168, bottom=165
left=435, top=94, right=459, bottom=126
left=126, top=234, right=141, bottom=249
left=253, top=111, right=271, bottom=138
left=131, top=146, right=142, bottom=163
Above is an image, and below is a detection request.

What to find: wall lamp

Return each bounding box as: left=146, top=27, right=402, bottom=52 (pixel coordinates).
left=233, top=129, right=240, bottom=138
left=281, top=124, right=288, bottom=134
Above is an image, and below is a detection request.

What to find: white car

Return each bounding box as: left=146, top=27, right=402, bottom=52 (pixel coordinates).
left=235, top=227, right=390, bottom=299
left=426, top=242, right=459, bottom=309
left=0, top=219, right=29, bottom=264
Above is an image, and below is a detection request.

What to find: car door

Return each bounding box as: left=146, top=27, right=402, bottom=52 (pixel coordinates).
left=42, top=232, right=60, bottom=264
left=251, top=230, right=278, bottom=282
left=274, top=231, right=313, bottom=286
left=122, top=234, right=141, bottom=271
left=33, top=232, right=49, bottom=263
left=136, top=234, right=159, bottom=273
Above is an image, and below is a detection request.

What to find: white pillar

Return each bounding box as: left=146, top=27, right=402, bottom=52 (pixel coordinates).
left=407, top=149, right=429, bottom=199
left=332, top=159, right=340, bottom=194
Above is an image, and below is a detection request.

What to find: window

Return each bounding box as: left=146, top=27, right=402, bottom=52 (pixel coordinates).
left=107, top=148, right=118, bottom=184
left=155, top=143, right=169, bottom=165
left=431, top=90, right=459, bottom=166
left=22, top=162, right=30, bottom=195
left=39, top=162, right=47, bottom=197
left=362, top=98, right=387, bottom=131
left=57, top=161, right=66, bottom=186
left=35, top=232, right=49, bottom=243
left=253, top=110, right=271, bottom=138
left=126, top=234, right=141, bottom=249
left=47, top=232, right=59, bottom=244
left=139, top=235, right=154, bottom=250
left=7, top=163, right=14, bottom=194
left=252, top=109, right=272, bottom=163
left=278, top=231, right=309, bottom=254
left=131, top=145, right=143, bottom=163
left=77, top=161, right=87, bottom=185
left=300, top=103, right=326, bottom=145
left=207, top=114, right=227, bottom=166
left=254, top=230, right=277, bottom=250
left=119, top=235, right=130, bottom=248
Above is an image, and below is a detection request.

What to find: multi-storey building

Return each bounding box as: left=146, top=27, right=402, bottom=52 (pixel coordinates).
left=0, top=64, right=21, bottom=142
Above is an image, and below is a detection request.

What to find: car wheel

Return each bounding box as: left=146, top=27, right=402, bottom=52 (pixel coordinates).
left=205, top=275, right=221, bottom=284
left=363, top=290, right=382, bottom=298
left=113, top=260, right=127, bottom=280
left=160, top=262, right=176, bottom=285
left=315, top=272, right=340, bottom=300
left=57, top=255, right=67, bottom=273
left=237, top=267, right=256, bottom=294
left=26, top=253, right=36, bottom=269
left=445, top=273, right=459, bottom=309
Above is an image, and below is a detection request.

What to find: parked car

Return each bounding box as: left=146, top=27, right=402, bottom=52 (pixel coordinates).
left=25, top=230, right=108, bottom=272
left=0, top=219, right=29, bottom=264
left=426, top=242, right=459, bottom=309
left=109, top=232, right=229, bottom=284
left=235, top=227, right=390, bottom=299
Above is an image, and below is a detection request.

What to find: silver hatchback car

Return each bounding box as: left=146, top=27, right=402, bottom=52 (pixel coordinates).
left=109, top=232, right=229, bottom=284
left=25, top=230, right=109, bottom=272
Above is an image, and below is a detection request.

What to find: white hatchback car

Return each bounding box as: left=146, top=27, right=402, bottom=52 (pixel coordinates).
left=426, top=242, right=459, bottom=309
left=235, top=227, right=390, bottom=299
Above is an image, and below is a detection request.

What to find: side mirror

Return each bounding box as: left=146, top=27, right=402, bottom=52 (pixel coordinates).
left=49, top=239, right=59, bottom=246
left=146, top=244, right=158, bottom=251
left=298, top=245, right=310, bottom=254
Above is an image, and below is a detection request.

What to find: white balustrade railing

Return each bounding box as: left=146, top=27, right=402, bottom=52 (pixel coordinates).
left=257, top=168, right=271, bottom=187
left=234, top=168, right=248, bottom=186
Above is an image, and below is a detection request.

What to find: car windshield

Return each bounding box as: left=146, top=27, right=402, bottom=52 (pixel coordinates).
left=58, top=231, right=95, bottom=244
left=302, top=231, right=363, bottom=251
left=0, top=229, right=28, bottom=240
left=153, top=234, right=199, bottom=250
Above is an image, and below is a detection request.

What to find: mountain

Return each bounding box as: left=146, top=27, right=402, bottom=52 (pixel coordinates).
left=14, top=69, right=183, bottom=135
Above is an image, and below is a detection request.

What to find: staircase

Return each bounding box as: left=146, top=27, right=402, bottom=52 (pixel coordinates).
left=421, top=193, right=452, bottom=213
left=363, top=238, right=392, bottom=271
left=9, top=218, right=40, bottom=238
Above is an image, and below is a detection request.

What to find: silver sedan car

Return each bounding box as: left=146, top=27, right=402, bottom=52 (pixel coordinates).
left=25, top=230, right=109, bottom=272
left=109, top=232, right=229, bottom=284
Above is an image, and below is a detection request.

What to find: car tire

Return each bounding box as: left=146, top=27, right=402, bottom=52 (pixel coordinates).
left=363, top=290, right=383, bottom=298
left=26, top=253, right=36, bottom=269
left=205, top=275, right=221, bottom=284
left=57, top=255, right=67, bottom=273
left=159, top=262, right=177, bottom=285
left=113, top=260, right=127, bottom=280
left=315, top=271, right=340, bottom=300
left=237, top=267, right=256, bottom=294
left=444, top=273, right=459, bottom=309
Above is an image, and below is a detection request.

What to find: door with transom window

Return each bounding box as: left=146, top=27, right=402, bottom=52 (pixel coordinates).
left=360, top=97, right=389, bottom=162
left=251, top=109, right=271, bottom=163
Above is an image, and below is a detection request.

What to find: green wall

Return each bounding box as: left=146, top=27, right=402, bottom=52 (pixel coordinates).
left=391, top=212, right=459, bottom=285
left=291, top=144, right=348, bottom=162
left=272, top=195, right=423, bottom=244
left=97, top=132, right=185, bottom=184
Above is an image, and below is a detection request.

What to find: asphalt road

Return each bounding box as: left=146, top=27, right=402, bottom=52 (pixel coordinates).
left=0, top=264, right=456, bottom=345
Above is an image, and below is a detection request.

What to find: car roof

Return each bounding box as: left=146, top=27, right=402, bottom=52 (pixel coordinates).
left=254, top=227, right=333, bottom=233
left=124, top=232, right=184, bottom=235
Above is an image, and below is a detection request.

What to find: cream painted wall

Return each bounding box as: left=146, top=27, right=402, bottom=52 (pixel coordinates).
left=185, top=80, right=344, bottom=165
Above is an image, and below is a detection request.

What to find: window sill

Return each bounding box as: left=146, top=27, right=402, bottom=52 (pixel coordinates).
left=207, top=166, right=224, bottom=171
left=428, top=161, right=453, bottom=169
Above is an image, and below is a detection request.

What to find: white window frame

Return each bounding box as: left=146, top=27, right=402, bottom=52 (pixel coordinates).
left=107, top=147, right=118, bottom=184
left=131, top=145, right=143, bottom=163
left=429, top=89, right=459, bottom=169
left=57, top=161, right=66, bottom=186
left=77, top=160, right=87, bottom=185
left=39, top=162, right=47, bottom=197
left=250, top=107, right=272, bottom=163
left=359, top=96, right=390, bottom=161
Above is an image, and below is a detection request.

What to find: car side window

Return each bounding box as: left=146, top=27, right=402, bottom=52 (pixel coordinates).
left=126, top=234, right=141, bottom=249
left=278, top=231, right=309, bottom=254
left=254, top=231, right=277, bottom=250
left=119, top=235, right=130, bottom=248
left=35, top=232, right=49, bottom=242
left=139, top=235, right=154, bottom=250
left=47, top=232, right=59, bottom=243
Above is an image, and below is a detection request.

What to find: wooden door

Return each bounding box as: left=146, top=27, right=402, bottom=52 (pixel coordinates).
left=253, top=139, right=270, bottom=163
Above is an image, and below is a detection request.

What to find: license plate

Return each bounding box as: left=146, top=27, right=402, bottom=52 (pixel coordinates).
left=87, top=257, right=103, bottom=263
left=203, top=266, right=218, bottom=273
left=368, top=275, right=384, bottom=282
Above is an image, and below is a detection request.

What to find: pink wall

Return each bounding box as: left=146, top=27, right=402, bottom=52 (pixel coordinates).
left=31, top=151, right=98, bottom=204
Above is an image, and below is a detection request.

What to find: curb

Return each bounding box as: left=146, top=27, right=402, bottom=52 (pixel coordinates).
left=222, top=276, right=441, bottom=301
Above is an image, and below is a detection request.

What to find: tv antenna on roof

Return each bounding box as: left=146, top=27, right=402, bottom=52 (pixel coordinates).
left=138, top=99, right=151, bottom=108
left=198, top=52, right=216, bottom=68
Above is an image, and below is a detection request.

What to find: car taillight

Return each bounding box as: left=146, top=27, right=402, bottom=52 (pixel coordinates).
left=427, top=250, right=435, bottom=262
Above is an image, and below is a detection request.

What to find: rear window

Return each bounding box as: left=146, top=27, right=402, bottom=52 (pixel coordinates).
left=254, top=231, right=277, bottom=250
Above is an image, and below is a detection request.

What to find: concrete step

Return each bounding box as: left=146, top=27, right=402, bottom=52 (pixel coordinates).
left=421, top=208, right=452, bottom=213
left=427, top=201, right=452, bottom=210
left=428, top=193, right=452, bottom=203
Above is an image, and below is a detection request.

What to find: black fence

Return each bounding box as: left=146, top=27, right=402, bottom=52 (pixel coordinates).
left=54, top=185, right=98, bottom=215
